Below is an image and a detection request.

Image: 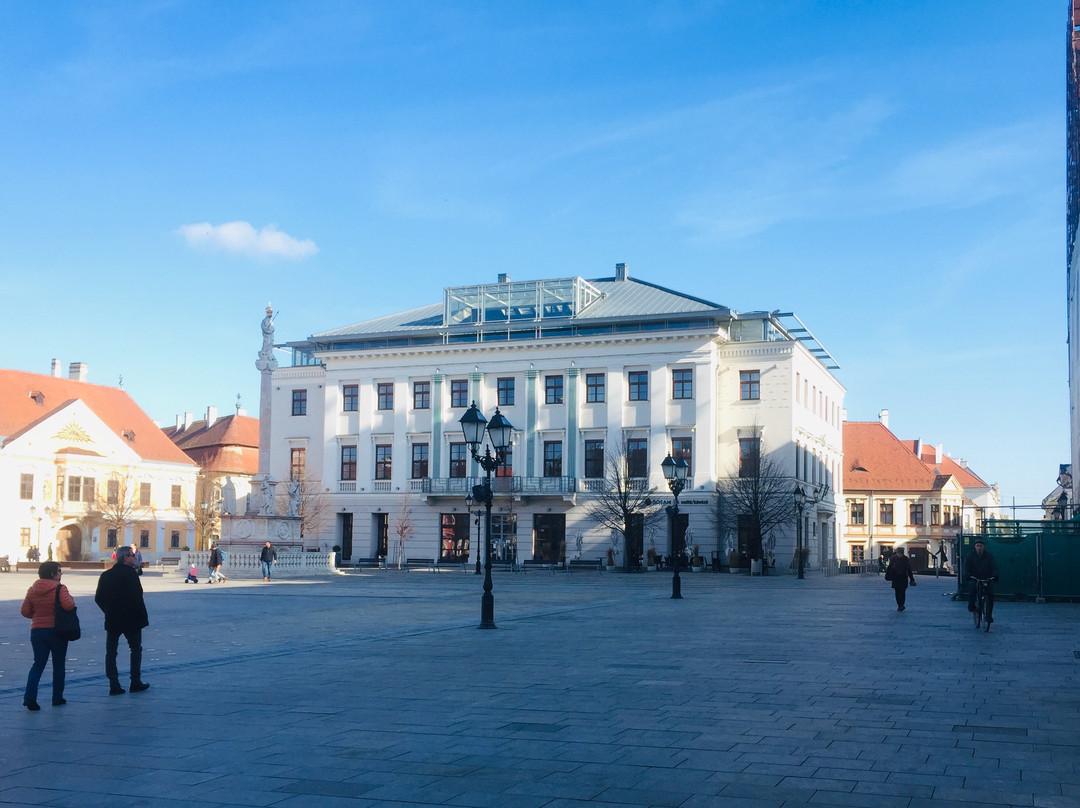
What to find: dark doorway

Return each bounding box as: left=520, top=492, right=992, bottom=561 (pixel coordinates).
left=670, top=511, right=688, bottom=564
left=533, top=514, right=566, bottom=563
left=374, top=513, right=389, bottom=559
left=339, top=513, right=353, bottom=561
left=57, top=525, right=82, bottom=561
left=626, top=512, right=644, bottom=570
left=735, top=514, right=754, bottom=569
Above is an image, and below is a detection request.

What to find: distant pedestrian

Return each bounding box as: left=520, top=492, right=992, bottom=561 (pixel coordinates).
left=130, top=542, right=144, bottom=576
left=966, top=539, right=1000, bottom=626
left=877, top=550, right=886, bottom=574
left=885, top=546, right=916, bottom=611
left=208, top=544, right=222, bottom=584
left=27, top=546, right=40, bottom=563
left=20, top=562, right=74, bottom=710
left=260, top=541, right=277, bottom=581
left=94, top=546, right=150, bottom=695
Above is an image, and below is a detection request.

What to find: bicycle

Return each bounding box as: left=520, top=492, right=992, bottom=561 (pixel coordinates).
left=970, top=577, right=993, bottom=632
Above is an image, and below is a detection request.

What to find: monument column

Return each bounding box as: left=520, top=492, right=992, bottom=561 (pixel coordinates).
left=254, top=304, right=278, bottom=513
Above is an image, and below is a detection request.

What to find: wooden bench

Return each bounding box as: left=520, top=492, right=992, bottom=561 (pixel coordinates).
left=348, top=557, right=382, bottom=568
left=521, top=559, right=557, bottom=574
left=404, top=557, right=435, bottom=572
left=160, top=556, right=181, bottom=569
left=567, top=558, right=604, bottom=573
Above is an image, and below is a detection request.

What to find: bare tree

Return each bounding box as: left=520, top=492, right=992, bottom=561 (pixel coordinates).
left=96, top=473, right=149, bottom=549
left=582, top=438, right=664, bottom=567
left=393, top=491, right=414, bottom=569
left=716, top=437, right=794, bottom=563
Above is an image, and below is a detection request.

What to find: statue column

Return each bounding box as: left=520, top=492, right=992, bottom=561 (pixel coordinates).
left=254, top=304, right=278, bottom=514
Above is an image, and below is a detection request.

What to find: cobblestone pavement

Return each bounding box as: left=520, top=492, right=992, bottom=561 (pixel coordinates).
left=1, top=567, right=1078, bottom=807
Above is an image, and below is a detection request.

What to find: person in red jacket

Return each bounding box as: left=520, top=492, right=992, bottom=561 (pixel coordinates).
left=20, top=561, right=75, bottom=710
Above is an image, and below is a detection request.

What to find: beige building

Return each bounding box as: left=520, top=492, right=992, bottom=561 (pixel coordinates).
left=1, top=362, right=197, bottom=563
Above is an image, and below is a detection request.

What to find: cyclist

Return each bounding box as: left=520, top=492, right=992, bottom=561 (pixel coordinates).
left=966, top=539, right=1000, bottom=625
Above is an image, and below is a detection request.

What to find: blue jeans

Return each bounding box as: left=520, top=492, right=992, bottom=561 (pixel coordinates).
left=262, top=561, right=273, bottom=578
left=25, top=628, right=67, bottom=703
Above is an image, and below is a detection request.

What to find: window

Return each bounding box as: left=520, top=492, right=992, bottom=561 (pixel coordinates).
left=19, top=473, right=33, bottom=500
left=67, top=476, right=81, bottom=502
left=413, top=381, right=430, bottom=410
left=495, top=446, right=513, bottom=478
left=375, top=445, right=392, bottom=480
left=377, top=382, right=394, bottom=411
left=628, top=370, right=648, bottom=401
left=671, top=437, right=693, bottom=476
left=139, top=529, right=150, bottom=549
left=411, top=443, right=429, bottom=479
left=340, top=446, right=357, bottom=481
left=449, top=443, right=468, bottom=478
left=171, top=485, right=182, bottom=508
left=20, top=527, right=31, bottom=547
left=944, top=505, right=960, bottom=527
left=879, top=502, right=894, bottom=526
left=626, top=438, right=648, bottom=478
left=850, top=544, right=865, bottom=563
left=140, top=482, right=152, bottom=507
left=850, top=502, right=865, bottom=525
left=82, top=477, right=95, bottom=502
left=106, top=529, right=118, bottom=549
left=543, top=441, right=562, bottom=477
left=342, top=384, right=358, bottom=412
left=170, top=530, right=180, bottom=550
left=545, top=375, right=563, bottom=404
left=739, top=438, right=760, bottom=478
left=740, top=370, right=760, bottom=400
left=497, top=377, right=515, bottom=406
left=672, top=368, right=693, bottom=400
left=909, top=503, right=924, bottom=526
left=585, top=373, right=605, bottom=403
left=930, top=504, right=941, bottom=525
left=584, top=439, right=605, bottom=478
left=290, top=448, right=306, bottom=481
left=451, top=379, right=469, bottom=408
left=292, top=389, right=307, bottom=416
left=107, top=479, right=120, bottom=505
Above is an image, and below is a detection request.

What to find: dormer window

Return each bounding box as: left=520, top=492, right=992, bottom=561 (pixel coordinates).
left=122, top=430, right=136, bottom=442
left=29, top=391, right=43, bottom=405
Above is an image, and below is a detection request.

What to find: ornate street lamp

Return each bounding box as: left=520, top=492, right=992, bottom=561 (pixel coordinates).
left=661, top=454, right=690, bottom=599
left=460, top=402, right=514, bottom=629
left=794, top=486, right=808, bottom=580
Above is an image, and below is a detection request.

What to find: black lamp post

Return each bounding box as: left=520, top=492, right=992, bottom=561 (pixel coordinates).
left=662, top=454, right=689, bottom=600
left=460, top=402, right=514, bottom=629
left=794, top=486, right=808, bottom=580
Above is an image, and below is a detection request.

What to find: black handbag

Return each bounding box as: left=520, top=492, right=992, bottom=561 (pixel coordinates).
left=53, top=584, right=81, bottom=642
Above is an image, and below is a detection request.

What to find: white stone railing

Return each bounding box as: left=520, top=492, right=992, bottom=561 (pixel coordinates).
left=176, top=550, right=338, bottom=579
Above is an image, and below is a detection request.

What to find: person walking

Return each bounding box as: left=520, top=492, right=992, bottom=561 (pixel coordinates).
left=20, top=562, right=74, bottom=710
left=260, top=541, right=277, bottom=581
left=130, top=542, right=144, bottom=576
left=885, top=545, right=917, bottom=611
left=94, top=545, right=150, bottom=695
left=966, top=539, right=1000, bottom=626
left=208, top=544, right=222, bottom=584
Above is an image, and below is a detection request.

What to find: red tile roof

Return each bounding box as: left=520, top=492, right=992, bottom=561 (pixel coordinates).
left=0, top=368, right=194, bottom=466
left=913, top=444, right=990, bottom=489
left=843, top=422, right=942, bottom=492
left=163, top=413, right=259, bottom=475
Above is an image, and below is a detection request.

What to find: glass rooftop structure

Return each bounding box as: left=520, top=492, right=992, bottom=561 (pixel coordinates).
left=444, top=277, right=603, bottom=326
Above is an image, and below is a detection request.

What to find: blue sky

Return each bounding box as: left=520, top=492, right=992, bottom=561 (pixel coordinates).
left=0, top=1, right=1068, bottom=505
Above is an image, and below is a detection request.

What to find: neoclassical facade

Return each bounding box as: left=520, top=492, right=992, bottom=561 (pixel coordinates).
left=1, top=363, right=197, bottom=563
left=269, top=266, right=845, bottom=570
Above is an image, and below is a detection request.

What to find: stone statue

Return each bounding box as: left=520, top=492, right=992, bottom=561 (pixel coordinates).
left=258, top=477, right=276, bottom=516
left=221, top=476, right=237, bottom=515
left=256, top=304, right=278, bottom=372
left=287, top=478, right=301, bottom=517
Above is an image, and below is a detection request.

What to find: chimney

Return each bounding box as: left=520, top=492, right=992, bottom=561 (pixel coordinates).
left=68, top=362, right=88, bottom=382
left=497, top=273, right=511, bottom=283
left=184, top=412, right=194, bottom=429
left=175, top=414, right=183, bottom=431
left=878, top=408, right=889, bottom=429
left=935, top=444, right=943, bottom=465
left=206, top=405, right=218, bottom=426
left=615, top=262, right=629, bottom=281
left=914, top=438, right=922, bottom=459
left=51, top=359, right=61, bottom=377
left=236, top=406, right=248, bottom=416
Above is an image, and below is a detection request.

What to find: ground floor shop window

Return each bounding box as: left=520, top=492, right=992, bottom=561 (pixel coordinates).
left=440, top=513, right=470, bottom=560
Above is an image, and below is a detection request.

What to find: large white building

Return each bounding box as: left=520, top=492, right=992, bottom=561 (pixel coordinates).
left=1, top=362, right=198, bottom=563
left=268, top=266, right=844, bottom=571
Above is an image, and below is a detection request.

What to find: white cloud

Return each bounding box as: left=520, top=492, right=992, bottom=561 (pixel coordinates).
left=176, top=221, right=318, bottom=259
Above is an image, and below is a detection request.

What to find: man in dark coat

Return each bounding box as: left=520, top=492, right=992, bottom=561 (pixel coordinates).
left=885, top=546, right=916, bottom=611
left=966, top=539, right=1000, bottom=624
left=95, top=545, right=150, bottom=695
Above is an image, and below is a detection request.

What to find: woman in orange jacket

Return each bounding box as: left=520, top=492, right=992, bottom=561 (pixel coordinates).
left=20, top=561, right=75, bottom=710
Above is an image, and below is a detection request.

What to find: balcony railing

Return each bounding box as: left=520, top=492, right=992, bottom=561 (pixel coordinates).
left=336, top=475, right=663, bottom=498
